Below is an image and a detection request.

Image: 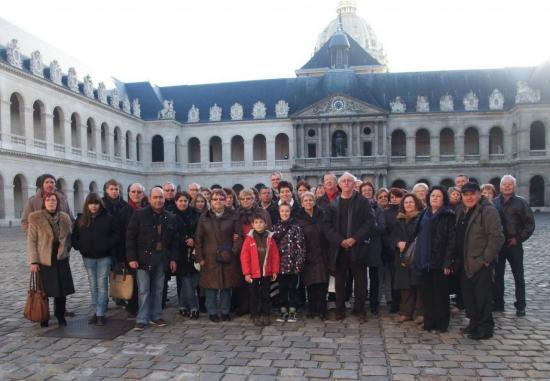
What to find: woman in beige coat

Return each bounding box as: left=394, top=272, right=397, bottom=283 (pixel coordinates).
left=27, top=192, right=74, bottom=327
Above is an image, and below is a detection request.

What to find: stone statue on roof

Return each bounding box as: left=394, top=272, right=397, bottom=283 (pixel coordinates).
left=159, top=100, right=176, bottom=119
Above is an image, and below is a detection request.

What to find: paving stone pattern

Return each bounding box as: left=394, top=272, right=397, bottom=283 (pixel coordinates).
left=1, top=214, right=550, bottom=380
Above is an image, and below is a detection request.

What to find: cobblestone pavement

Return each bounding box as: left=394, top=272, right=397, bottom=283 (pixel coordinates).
left=1, top=214, right=550, bottom=381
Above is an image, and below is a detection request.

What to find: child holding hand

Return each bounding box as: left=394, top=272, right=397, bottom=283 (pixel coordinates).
left=241, top=213, right=280, bottom=326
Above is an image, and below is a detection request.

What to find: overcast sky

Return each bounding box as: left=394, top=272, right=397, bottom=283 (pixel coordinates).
left=2, top=0, right=549, bottom=86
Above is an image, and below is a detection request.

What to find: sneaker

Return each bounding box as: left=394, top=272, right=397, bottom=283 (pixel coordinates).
left=190, top=310, right=199, bottom=320
left=287, top=313, right=297, bottom=323
left=96, top=316, right=106, bottom=326
left=149, top=319, right=167, bottom=327
left=276, top=307, right=288, bottom=322
left=134, top=323, right=146, bottom=331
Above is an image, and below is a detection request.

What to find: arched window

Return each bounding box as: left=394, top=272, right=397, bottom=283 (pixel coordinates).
left=152, top=135, right=164, bottom=162
left=440, top=128, right=454, bottom=156
left=275, top=133, right=289, bottom=160
left=113, top=127, right=121, bottom=157
left=100, top=123, right=109, bottom=154
left=464, top=127, right=479, bottom=155
left=53, top=107, right=64, bottom=145
left=391, top=179, right=407, bottom=189
left=188, top=137, right=200, bottom=163
left=489, top=126, right=504, bottom=155
left=10, top=93, right=24, bottom=136
left=56, top=178, right=67, bottom=195
left=391, top=130, right=406, bottom=156
left=233, top=184, right=244, bottom=195
left=33, top=100, right=45, bottom=141
left=231, top=135, right=244, bottom=162
left=71, top=113, right=81, bottom=148
left=440, top=178, right=454, bottom=190
left=136, top=134, right=142, bottom=161
left=415, top=128, right=430, bottom=156
left=529, top=175, right=545, bottom=206
left=331, top=130, right=348, bottom=157
left=530, top=121, right=546, bottom=151
left=209, top=136, right=222, bottom=162
left=89, top=181, right=99, bottom=193
left=86, top=118, right=96, bottom=152
left=13, top=174, right=27, bottom=218
left=253, top=134, right=266, bottom=161
left=125, top=130, right=132, bottom=159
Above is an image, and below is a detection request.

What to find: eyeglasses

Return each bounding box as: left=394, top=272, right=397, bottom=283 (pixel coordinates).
left=211, top=197, right=225, bottom=201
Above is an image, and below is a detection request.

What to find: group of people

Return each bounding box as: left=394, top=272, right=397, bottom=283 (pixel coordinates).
left=22, top=170, right=535, bottom=340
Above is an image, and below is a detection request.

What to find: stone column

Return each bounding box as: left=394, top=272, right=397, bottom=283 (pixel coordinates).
left=504, top=124, right=512, bottom=160
left=108, top=131, right=115, bottom=158
left=200, top=142, right=209, bottom=167
left=406, top=135, right=415, bottom=164
left=0, top=99, right=11, bottom=149
left=64, top=189, right=75, bottom=216
left=94, top=127, right=101, bottom=156
left=164, top=137, right=175, bottom=167
left=294, top=124, right=302, bottom=158
left=3, top=184, right=15, bottom=221
left=430, top=134, right=440, bottom=162
left=44, top=112, right=54, bottom=156
left=267, top=136, right=275, bottom=164
left=80, top=122, right=87, bottom=155
left=222, top=139, right=231, bottom=169
left=24, top=106, right=33, bottom=144
left=517, top=120, right=530, bottom=158
left=479, top=133, right=489, bottom=161
left=64, top=119, right=72, bottom=152
left=455, top=132, right=464, bottom=162
left=326, top=124, right=332, bottom=157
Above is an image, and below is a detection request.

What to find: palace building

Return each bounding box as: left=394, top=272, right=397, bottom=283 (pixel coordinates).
left=1, top=0, right=549, bottom=225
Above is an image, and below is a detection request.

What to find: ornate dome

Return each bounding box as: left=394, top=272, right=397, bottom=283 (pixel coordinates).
left=315, top=0, right=388, bottom=65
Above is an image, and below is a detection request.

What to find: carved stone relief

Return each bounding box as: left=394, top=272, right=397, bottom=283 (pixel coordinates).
left=230, top=103, right=243, bottom=120
left=515, top=81, right=541, bottom=104
left=463, top=91, right=478, bottom=111
left=440, top=94, right=454, bottom=112
left=49, top=60, right=62, bottom=85
left=252, top=101, right=266, bottom=119
left=188, top=105, right=199, bottom=123
left=489, top=89, right=504, bottom=110
left=159, top=100, right=175, bottom=119
left=110, top=88, right=120, bottom=109
left=209, top=103, right=222, bottom=121
left=30, top=51, right=43, bottom=77
left=67, top=67, right=79, bottom=92
left=132, top=99, right=141, bottom=118
left=416, top=96, right=429, bottom=112
left=6, top=39, right=22, bottom=68
left=275, top=100, right=289, bottom=118
left=122, top=94, right=131, bottom=113
left=390, top=96, right=406, bottom=113
left=83, top=75, right=94, bottom=98
left=97, top=82, right=108, bottom=104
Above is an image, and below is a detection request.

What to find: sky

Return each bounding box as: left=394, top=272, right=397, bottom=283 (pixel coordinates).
left=2, top=0, right=549, bottom=86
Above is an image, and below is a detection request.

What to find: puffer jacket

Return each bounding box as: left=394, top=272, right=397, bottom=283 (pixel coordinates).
left=493, top=194, right=535, bottom=242
left=456, top=197, right=505, bottom=278
left=240, top=230, right=280, bottom=278
left=272, top=218, right=306, bottom=274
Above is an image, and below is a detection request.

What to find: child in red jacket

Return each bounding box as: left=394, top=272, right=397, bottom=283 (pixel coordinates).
left=240, top=213, right=280, bottom=326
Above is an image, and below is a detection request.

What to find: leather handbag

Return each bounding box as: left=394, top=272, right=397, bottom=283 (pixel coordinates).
left=24, top=272, right=50, bottom=322
left=400, top=238, right=417, bottom=268
left=109, top=268, right=134, bottom=300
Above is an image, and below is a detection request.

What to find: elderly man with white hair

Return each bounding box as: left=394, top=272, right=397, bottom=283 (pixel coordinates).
left=493, top=175, right=535, bottom=317
left=323, top=172, right=375, bottom=322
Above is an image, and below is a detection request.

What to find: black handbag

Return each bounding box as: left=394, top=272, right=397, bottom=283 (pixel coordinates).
left=400, top=238, right=417, bottom=268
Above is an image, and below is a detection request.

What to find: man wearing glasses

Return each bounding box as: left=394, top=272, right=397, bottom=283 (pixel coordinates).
left=163, top=182, right=177, bottom=213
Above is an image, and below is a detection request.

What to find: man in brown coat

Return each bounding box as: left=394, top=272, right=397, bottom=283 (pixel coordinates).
left=195, top=188, right=243, bottom=322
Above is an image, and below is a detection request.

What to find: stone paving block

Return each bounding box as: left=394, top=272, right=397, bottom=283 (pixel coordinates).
left=305, top=368, right=331, bottom=378
left=332, top=369, right=359, bottom=379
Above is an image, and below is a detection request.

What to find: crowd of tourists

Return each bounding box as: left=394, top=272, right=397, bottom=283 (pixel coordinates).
left=22, top=170, right=535, bottom=340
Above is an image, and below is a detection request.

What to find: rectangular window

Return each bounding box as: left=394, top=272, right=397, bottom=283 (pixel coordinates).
left=307, top=143, right=317, bottom=158
left=363, top=141, right=372, bottom=156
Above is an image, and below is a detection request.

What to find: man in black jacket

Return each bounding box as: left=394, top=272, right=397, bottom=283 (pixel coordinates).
left=127, top=187, right=178, bottom=330
left=324, top=172, right=375, bottom=322
left=493, top=175, right=535, bottom=316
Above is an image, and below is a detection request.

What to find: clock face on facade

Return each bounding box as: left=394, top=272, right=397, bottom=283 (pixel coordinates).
left=332, top=98, right=345, bottom=111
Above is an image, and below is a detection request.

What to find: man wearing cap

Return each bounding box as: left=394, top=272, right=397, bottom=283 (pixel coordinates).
left=493, top=175, right=535, bottom=317
left=455, top=182, right=504, bottom=340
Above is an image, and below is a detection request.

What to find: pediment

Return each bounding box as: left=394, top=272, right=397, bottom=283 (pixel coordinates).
left=292, top=94, right=386, bottom=118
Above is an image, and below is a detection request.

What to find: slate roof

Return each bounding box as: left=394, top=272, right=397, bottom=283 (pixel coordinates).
left=301, top=31, right=381, bottom=70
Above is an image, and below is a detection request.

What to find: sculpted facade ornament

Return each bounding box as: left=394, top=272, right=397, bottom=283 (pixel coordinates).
left=97, top=82, right=108, bottom=104
left=230, top=103, right=243, bottom=120
left=159, top=100, right=176, bottom=119
left=83, top=75, right=94, bottom=98
left=122, top=94, right=131, bottom=113
left=252, top=101, right=266, bottom=119
left=67, top=67, right=79, bottom=92
left=49, top=60, right=62, bottom=85
left=132, top=99, right=141, bottom=118
left=515, top=81, right=541, bottom=104
left=188, top=105, right=199, bottom=123
left=463, top=91, right=479, bottom=111
left=209, top=103, right=222, bottom=121
left=299, top=96, right=382, bottom=117
left=6, top=39, right=22, bottom=68
left=110, top=88, right=120, bottom=109
left=416, top=96, right=429, bottom=112
left=489, top=89, right=504, bottom=110
left=30, top=51, right=44, bottom=77
left=390, top=96, right=406, bottom=113
left=275, top=100, right=289, bottom=118
left=440, top=94, right=454, bottom=112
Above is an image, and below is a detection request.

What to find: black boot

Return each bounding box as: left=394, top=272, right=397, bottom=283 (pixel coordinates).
left=54, top=297, right=67, bottom=326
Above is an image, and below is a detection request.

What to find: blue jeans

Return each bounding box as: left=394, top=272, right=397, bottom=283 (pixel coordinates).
left=204, top=288, right=232, bottom=316
left=179, top=274, right=199, bottom=311
left=82, top=256, right=112, bottom=317
left=136, top=257, right=165, bottom=325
